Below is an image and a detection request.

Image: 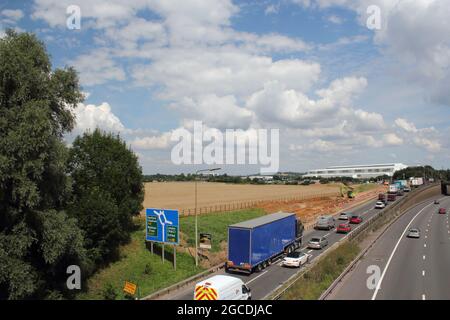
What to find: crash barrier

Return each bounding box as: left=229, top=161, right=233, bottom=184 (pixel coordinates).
left=180, top=191, right=340, bottom=216
left=267, top=183, right=440, bottom=300
left=141, top=262, right=224, bottom=300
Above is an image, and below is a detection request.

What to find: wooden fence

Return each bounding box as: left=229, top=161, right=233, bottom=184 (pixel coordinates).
left=179, top=191, right=339, bottom=216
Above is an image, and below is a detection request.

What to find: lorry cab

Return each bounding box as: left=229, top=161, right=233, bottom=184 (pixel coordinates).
left=194, top=275, right=251, bottom=300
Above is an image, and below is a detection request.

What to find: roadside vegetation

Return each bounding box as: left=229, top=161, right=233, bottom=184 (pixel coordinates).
left=280, top=242, right=361, bottom=300
left=181, top=208, right=265, bottom=252
left=77, top=208, right=265, bottom=299
left=0, top=30, right=143, bottom=299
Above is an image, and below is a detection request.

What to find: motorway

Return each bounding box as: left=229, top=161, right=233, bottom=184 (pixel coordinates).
left=163, top=195, right=398, bottom=300
left=327, top=194, right=450, bottom=300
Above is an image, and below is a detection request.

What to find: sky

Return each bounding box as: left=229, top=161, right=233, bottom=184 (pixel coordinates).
left=1, top=0, right=449, bottom=174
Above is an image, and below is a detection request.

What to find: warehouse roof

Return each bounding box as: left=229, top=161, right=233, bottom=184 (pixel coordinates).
left=229, top=212, right=295, bottom=229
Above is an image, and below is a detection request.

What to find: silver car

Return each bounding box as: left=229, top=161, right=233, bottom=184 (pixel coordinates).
left=308, top=236, right=328, bottom=249
left=316, top=215, right=335, bottom=230
left=407, top=228, right=420, bottom=238
left=338, top=212, right=350, bottom=220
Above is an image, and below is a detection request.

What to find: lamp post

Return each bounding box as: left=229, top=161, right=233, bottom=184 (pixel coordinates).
left=195, top=167, right=221, bottom=266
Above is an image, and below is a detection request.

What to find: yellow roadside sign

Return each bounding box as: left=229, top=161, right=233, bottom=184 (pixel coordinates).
left=123, top=281, right=137, bottom=295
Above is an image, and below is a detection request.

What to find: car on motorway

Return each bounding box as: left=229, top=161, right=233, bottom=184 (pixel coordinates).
left=439, top=208, right=447, bottom=214
left=349, top=215, right=363, bottom=224
left=336, top=223, right=351, bottom=234
left=434, top=199, right=440, bottom=204
left=406, top=228, right=421, bottom=238
left=338, top=212, right=350, bottom=221
left=281, top=251, right=311, bottom=268
left=375, top=201, right=385, bottom=209
left=308, top=236, right=328, bottom=250
left=315, top=215, right=335, bottom=230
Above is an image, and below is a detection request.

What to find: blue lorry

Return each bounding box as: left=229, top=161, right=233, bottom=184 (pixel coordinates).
left=226, top=212, right=304, bottom=273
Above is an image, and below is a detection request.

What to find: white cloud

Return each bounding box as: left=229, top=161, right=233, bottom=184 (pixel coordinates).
left=1, top=9, right=24, bottom=22
left=413, top=137, right=441, bottom=153
left=72, top=102, right=126, bottom=134
left=170, top=94, right=253, bottom=129
left=265, top=4, right=280, bottom=15
left=326, top=14, right=344, bottom=24
left=131, top=132, right=172, bottom=150
left=383, top=133, right=403, bottom=146
left=69, top=50, right=126, bottom=86
left=395, top=118, right=418, bottom=133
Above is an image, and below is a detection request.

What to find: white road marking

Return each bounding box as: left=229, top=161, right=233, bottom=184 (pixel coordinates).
left=422, top=270, right=425, bottom=276
left=422, top=294, right=426, bottom=300
left=324, top=233, right=330, bottom=237
left=307, top=250, right=313, bottom=253
left=245, top=271, right=268, bottom=285
left=371, top=202, right=433, bottom=300
left=424, top=243, right=427, bottom=248
left=423, top=255, right=426, bottom=260
left=425, top=235, right=428, bottom=239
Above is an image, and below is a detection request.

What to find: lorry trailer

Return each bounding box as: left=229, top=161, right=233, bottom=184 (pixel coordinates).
left=226, top=212, right=304, bottom=273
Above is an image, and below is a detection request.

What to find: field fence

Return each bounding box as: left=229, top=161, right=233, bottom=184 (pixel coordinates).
left=179, top=191, right=340, bottom=216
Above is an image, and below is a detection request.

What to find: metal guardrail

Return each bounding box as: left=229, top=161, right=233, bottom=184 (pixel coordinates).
left=267, top=183, right=439, bottom=300
left=141, top=262, right=224, bottom=300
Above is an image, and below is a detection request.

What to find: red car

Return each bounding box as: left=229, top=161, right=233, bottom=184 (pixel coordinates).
left=350, top=215, right=363, bottom=224
left=439, top=208, right=447, bottom=214
left=337, top=223, right=352, bottom=234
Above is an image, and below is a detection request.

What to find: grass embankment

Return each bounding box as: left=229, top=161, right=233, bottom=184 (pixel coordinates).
left=77, top=208, right=265, bottom=300
left=280, top=241, right=361, bottom=300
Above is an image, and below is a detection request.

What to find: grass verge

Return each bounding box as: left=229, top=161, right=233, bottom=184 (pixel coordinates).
left=77, top=208, right=265, bottom=300
left=280, top=241, right=361, bottom=300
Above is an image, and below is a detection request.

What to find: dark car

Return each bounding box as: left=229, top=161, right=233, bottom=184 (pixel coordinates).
left=434, top=200, right=440, bottom=205
left=350, top=215, right=363, bottom=224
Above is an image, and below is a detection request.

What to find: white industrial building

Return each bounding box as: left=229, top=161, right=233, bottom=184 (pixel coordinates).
left=304, top=163, right=408, bottom=179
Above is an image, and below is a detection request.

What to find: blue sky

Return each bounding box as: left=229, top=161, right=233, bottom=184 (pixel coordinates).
left=1, top=0, right=449, bottom=174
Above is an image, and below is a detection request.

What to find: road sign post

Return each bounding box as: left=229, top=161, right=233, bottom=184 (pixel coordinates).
left=146, top=208, right=179, bottom=269
left=174, top=245, right=177, bottom=271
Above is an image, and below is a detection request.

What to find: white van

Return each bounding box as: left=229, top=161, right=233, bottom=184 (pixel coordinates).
left=194, top=275, right=251, bottom=300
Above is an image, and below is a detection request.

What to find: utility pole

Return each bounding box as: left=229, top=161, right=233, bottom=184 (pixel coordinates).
left=195, top=167, right=221, bottom=266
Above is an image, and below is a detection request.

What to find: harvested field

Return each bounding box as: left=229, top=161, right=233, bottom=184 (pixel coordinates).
left=142, top=182, right=340, bottom=214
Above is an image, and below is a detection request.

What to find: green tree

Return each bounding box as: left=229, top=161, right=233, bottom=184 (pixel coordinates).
left=68, top=129, right=144, bottom=265
left=0, top=30, right=88, bottom=299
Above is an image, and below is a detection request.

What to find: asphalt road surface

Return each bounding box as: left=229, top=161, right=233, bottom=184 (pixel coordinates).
left=164, top=195, right=397, bottom=300
left=327, top=194, right=450, bottom=300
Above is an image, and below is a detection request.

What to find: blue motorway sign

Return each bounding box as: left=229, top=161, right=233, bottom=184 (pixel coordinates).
left=146, top=208, right=179, bottom=245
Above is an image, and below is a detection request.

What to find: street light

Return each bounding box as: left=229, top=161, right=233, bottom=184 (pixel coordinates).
left=195, top=167, right=221, bottom=267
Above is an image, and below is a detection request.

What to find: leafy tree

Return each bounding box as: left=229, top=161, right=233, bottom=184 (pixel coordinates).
left=68, top=129, right=144, bottom=265
left=0, top=30, right=88, bottom=299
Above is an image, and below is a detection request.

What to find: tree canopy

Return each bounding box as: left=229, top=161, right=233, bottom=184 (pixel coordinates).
left=0, top=30, right=87, bottom=299
left=68, top=129, right=144, bottom=265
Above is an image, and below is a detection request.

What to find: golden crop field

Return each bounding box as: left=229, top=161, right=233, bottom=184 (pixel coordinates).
left=142, top=182, right=340, bottom=213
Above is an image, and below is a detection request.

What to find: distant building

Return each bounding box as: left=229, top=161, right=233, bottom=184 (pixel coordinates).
left=303, top=163, right=408, bottom=179
left=247, top=175, right=274, bottom=181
